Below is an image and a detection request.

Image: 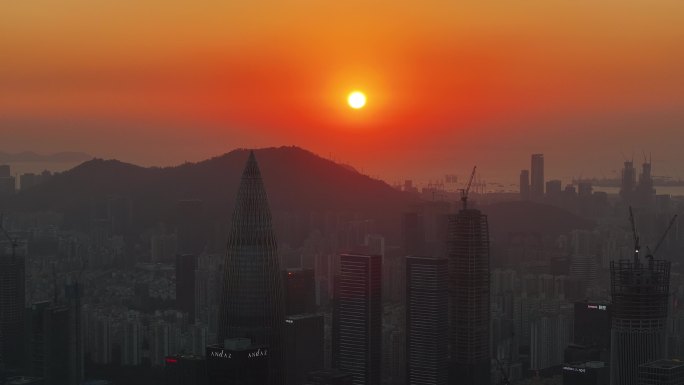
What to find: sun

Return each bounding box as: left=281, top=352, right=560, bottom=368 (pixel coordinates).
left=347, top=91, right=367, bottom=109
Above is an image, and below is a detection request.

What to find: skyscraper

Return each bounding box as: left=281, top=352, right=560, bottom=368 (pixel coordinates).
left=448, top=208, right=490, bottom=385
left=519, top=170, right=530, bottom=201
left=176, top=254, right=199, bottom=323
left=620, top=161, right=637, bottom=204
left=283, top=268, right=316, bottom=316
left=0, top=240, right=25, bottom=370
left=332, top=254, right=382, bottom=385
left=530, top=154, right=544, bottom=200
left=406, top=256, right=448, bottom=385
left=284, top=314, right=324, bottom=385
left=610, top=256, right=670, bottom=385
left=217, top=151, right=286, bottom=385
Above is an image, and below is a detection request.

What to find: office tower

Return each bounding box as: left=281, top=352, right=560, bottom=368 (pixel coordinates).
left=578, top=182, right=593, bottom=197
left=610, top=256, right=670, bottom=385
left=573, top=302, right=611, bottom=353
left=635, top=161, right=656, bottom=207
left=447, top=208, right=490, bottom=385
left=206, top=338, right=269, bottom=385
left=546, top=180, right=562, bottom=197
left=530, top=313, right=573, bottom=371
left=26, top=302, right=70, bottom=385
left=305, top=369, right=354, bottom=385
left=0, top=244, right=25, bottom=370
left=406, top=256, right=448, bottom=385
left=520, top=170, right=530, bottom=201
left=64, top=282, right=84, bottom=385
left=217, top=151, right=285, bottom=385
left=176, top=254, right=199, bottom=323
left=638, top=359, right=684, bottom=385
left=165, top=354, right=208, bottom=385
left=0, top=165, right=9, bottom=177
left=0, top=165, right=15, bottom=196
left=284, top=314, right=324, bottom=385
left=176, top=200, right=206, bottom=255
left=530, top=154, right=544, bottom=200
left=332, top=254, right=382, bottom=385
left=284, top=268, right=316, bottom=316
left=562, top=362, right=609, bottom=385
left=401, top=212, right=426, bottom=256
left=620, top=161, right=637, bottom=204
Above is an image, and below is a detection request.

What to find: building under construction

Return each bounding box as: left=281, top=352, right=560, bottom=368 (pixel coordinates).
left=609, top=257, right=670, bottom=385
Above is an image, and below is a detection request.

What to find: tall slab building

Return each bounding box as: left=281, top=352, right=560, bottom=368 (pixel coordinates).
left=448, top=208, right=490, bottom=385
left=332, top=254, right=382, bottom=385
left=217, top=151, right=286, bottom=385
left=406, top=256, right=448, bottom=385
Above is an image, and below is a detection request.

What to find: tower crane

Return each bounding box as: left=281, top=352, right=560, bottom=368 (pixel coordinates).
left=460, top=166, right=477, bottom=210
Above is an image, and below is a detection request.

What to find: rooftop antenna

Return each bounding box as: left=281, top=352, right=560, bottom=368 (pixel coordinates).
left=460, top=166, right=477, bottom=210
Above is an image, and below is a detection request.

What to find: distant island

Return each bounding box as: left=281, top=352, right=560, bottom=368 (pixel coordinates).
left=0, top=151, right=93, bottom=163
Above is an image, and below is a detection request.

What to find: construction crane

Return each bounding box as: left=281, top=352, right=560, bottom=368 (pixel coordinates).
left=643, top=214, right=679, bottom=270
left=0, top=213, right=18, bottom=258
left=460, top=166, right=477, bottom=210
left=629, top=206, right=640, bottom=265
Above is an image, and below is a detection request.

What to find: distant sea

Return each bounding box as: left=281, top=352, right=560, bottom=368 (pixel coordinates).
left=592, top=185, right=684, bottom=197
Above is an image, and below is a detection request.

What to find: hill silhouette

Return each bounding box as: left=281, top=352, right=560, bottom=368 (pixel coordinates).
left=7, top=146, right=415, bottom=238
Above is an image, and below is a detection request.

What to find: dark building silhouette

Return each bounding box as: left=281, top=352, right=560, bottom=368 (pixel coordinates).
left=217, top=151, right=285, bottom=385
left=448, top=209, right=490, bottom=385
left=284, top=314, right=324, bottom=385
left=176, top=200, right=206, bottom=255
left=635, top=160, right=656, bottom=208
left=305, top=369, right=354, bottom=385
left=64, top=282, right=84, bottom=385
left=25, top=302, right=70, bottom=385
left=610, top=257, right=670, bottom=385
left=401, top=212, right=426, bottom=256
left=164, top=354, right=207, bottom=385
left=546, top=180, right=562, bottom=198
left=620, top=161, right=637, bottom=204
left=0, top=247, right=25, bottom=370
left=176, top=254, right=199, bottom=323
left=283, top=268, right=316, bottom=316
left=519, top=170, right=530, bottom=201
left=206, top=339, right=269, bottom=385
left=638, top=359, right=684, bottom=385
left=406, top=256, right=448, bottom=385
left=332, top=254, right=382, bottom=385
left=530, top=154, right=544, bottom=201
left=574, top=302, right=611, bottom=355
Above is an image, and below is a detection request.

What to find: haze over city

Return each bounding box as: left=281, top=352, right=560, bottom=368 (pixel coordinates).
left=2, top=1, right=684, bottom=385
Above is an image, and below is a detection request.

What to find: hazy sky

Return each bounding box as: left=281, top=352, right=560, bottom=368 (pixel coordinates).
left=1, top=1, right=683, bottom=183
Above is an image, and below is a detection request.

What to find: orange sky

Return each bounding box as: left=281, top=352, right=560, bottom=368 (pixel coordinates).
left=1, top=0, right=684, bottom=182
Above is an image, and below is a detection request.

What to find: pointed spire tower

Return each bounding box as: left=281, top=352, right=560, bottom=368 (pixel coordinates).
left=218, top=150, right=285, bottom=384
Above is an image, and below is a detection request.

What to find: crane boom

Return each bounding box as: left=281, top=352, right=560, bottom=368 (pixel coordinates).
left=652, top=214, right=678, bottom=256
left=460, top=166, right=477, bottom=210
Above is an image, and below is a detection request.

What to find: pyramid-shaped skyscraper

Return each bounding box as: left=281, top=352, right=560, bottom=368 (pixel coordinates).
left=218, top=150, right=285, bottom=384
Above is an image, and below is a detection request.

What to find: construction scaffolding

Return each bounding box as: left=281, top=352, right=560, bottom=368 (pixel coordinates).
left=609, top=258, right=671, bottom=385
